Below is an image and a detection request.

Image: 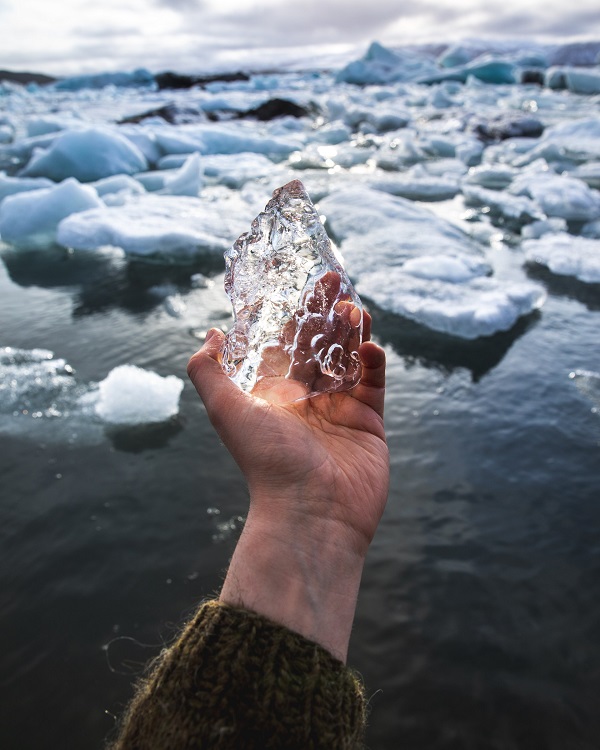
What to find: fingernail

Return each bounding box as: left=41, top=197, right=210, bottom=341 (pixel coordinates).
left=205, top=328, right=218, bottom=342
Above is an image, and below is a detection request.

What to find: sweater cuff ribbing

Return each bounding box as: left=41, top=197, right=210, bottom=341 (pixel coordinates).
left=114, top=599, right=366, bottom=749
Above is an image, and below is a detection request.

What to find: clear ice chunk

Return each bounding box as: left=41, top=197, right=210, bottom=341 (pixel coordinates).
left=221, top=179, right=363, bottom=403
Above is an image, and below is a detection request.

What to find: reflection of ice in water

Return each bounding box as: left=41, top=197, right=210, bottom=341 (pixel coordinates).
left=569, top=369, right=600, bottom=413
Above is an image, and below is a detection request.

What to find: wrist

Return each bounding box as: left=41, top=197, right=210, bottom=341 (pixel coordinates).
left=219, top=509, right=366, bottom=662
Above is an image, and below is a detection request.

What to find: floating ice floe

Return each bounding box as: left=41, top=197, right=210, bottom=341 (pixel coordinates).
left=0, top=174, right=54, bottom=203
left=356, top=271, right=545, bottom=339
left=95, top=365, right=183, bottom=424
left=25, top=115, right=83, bottom=138
left=198, top=152, right=278, bottom=188
left=545, top=66, right=600, bottom=95
left=521, top=218, right=568, bottom=239
left=370, top=166, right=460, bottom=201
left=319, top=186, right=488, bottom=278
left=581, top=220, right=600, bottom=239
left=509, top=171, right=600, bottom=222
left=153, top=123, right=301, bottom=159
left=463, top=164, right=518, bottom=190
left=0, top=178, right=103, bottom=245
left=319, top=186, right=546, bottom=338
left=20, top=126, right=149, bottom=182
left=513, top=118, right=600, bottom=167
left=523, top=233, right=600, bottom=283
left=571, top=162, right=600, bottom=190
left=56, top=191, right=258, bottom=261
left=0, top=126, right=13, bottom=144
left=135, top=153, right=203, bottom=197
left=462, top=185, right=544, bottom=227
left=91, top=174, right=146, bottom=205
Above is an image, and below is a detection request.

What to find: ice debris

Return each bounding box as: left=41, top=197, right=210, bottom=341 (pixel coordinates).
left=0, top=347, right=76, bottom=418
left=221, top=180, right=363, bottom=402
left=569, top=369, right=600, bottom=411
left=95, top=365, right=184, bottom=424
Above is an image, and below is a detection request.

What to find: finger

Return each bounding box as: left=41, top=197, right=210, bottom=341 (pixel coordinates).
left=187, top=329, right=247, bottom=423
left=362, top=311, right=372, bottom=343
left=306, top=270, right=341, bottom=314
left=351, top=341, right=386, bottom=419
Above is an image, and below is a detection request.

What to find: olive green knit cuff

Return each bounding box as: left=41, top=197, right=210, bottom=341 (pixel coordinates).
left=114, top=599, right=366, bottom=749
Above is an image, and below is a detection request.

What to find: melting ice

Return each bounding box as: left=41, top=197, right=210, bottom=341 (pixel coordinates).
left=221, top=180, right=363, bottom=401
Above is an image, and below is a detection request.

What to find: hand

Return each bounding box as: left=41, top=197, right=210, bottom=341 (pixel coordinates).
left=187, top=313, right=389, bottom=662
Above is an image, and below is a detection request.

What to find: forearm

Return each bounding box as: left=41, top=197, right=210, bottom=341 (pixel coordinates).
left=220, top=505, right=367, bottom=663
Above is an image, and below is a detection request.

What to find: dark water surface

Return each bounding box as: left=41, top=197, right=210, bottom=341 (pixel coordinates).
left=1, top=242, right=599, bottom=749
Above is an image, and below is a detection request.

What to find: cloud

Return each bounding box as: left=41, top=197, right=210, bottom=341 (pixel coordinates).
left=1, top=0, right=599, bottom=75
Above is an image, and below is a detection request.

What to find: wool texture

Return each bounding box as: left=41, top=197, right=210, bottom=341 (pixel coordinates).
left=111, top=600, right=366, bottom=749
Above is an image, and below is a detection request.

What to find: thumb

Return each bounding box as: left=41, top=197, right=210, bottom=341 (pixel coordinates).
left=187, top=329, right=246, bottom=423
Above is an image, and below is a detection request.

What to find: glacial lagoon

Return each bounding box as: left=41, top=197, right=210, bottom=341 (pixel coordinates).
left=1, top=40, right=599, bottom=748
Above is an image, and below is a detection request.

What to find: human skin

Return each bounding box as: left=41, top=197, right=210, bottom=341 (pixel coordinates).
left=187, top=314, right=389, bottom=663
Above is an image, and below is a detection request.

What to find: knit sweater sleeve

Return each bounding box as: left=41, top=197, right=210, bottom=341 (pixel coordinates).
left=111, top=600, right=366, bottom=749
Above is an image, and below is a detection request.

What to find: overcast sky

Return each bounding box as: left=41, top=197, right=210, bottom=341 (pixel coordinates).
left=1, top=0, right=599, bottom=76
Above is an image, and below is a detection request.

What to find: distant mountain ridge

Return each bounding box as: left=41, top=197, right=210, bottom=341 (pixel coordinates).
left=0, top=69, right=56, bottom=85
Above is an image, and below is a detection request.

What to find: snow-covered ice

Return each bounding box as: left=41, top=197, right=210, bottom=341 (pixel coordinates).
left=356, top=271, right=545, bottom=339
left=509, top=171, right=600, bottom=222
left=95, top=365, right=184, bottom=424
left=524, top=233, right=600, bottom=283
left=56, top=191, right=259, bottom=261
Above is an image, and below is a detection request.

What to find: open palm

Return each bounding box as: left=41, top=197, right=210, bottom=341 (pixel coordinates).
left=187, top=320, right=388, bottom=556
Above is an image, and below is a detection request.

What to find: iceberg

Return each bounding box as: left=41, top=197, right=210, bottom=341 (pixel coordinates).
left=524, top=233, right=600, bottom=283
left=0, top=178, right=103, bottom=245
left=54, top=68, right=154, bottom=92
left=221, top=180, right=363, bottom=401
left=336, top=41, right=438, bottom=85
left=421, top=56, right=518, bottom=86
left=95, top=365, right=183, bottom=424
left=20, top=126, right=148, bottom=182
